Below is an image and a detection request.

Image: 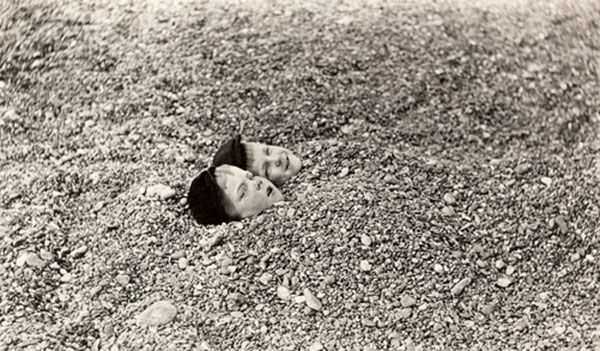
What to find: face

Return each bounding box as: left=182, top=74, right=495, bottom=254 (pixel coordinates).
left=244, top=142, right=302, bottom=186
left=215, top=165, right=283, bottom=219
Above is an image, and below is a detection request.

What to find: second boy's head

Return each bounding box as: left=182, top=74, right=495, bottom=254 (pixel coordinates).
left=212, top=135, right=302, bottom=186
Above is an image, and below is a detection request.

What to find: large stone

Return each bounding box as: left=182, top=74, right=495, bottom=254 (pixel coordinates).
left=137, top=301, right=177, bottom=326
left=451, top=277, right=472, bottom=296
left=146, top=184, right=176, bottom=200
left=304, top=289, right=322, bottom=311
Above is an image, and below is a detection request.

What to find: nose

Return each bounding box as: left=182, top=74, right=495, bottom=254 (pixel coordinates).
left=255, top=179, right=262, bottom=190
left=274, top=153, right=285, bottom=168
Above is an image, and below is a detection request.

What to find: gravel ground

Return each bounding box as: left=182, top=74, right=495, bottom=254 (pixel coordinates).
left=1, top=0, right=599, bottom=350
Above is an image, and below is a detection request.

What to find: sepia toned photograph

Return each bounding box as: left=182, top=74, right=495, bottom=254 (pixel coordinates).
left=1, top=0, right=599, bottom=350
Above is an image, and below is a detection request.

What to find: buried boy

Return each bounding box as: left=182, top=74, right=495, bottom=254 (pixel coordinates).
left=212, top=135, right=302, bottom=186
left=188, top=164, right=283, bottom=225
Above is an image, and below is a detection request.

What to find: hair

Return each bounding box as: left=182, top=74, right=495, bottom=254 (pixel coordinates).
left=212, top=135, right=250, bottom=170
left=188, top=167, right=239, bottom=225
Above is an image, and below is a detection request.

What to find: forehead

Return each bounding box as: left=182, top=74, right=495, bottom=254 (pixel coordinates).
left=215, top=165, right=245, bottom=189
left=247, top=142, right=290, bottom=153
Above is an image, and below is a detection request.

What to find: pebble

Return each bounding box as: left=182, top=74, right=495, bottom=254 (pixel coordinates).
left=397, top=308, right=412, bottom=319
left=481, top=303, right=495, bottom=316
left=71, top=245, right=88, bottom=258
left=259, top=272, right=273, bottom=285
left=146, top=184, right=176, bottom=200
left=172, top=250, right=185, bottom=259
left=179, top=198, right=187, bottom=206
left=338, top=167, right=349, bottom=177
left=401, top=296, right=416, bottom=308
left=361, top=234, right=372, bottom=246
left=178, top=257, right=189, bottom=269
left=309, top=342, right=324, bottom=351
left=441, top=206, right=455, bottom=216
left=304, top=289, right=322, bottom=311
left=90, top=285, right=103, bottom=297
left=443, top=193, right=456, bottom=205
left=434, top=264, right=444, bottom=274
left=294, top=295, right=306, bottom=304
left=137, top=300, right=177, bottom=327
left=495, top=260, right=505, bottom=269
left=116, top=274, right=130, bottom=286
left=451, top=277, right=472, bottom=296
left=360, top=260, right=372, bottom=271
left=570, top=253, right=580, bottom=262
left=383, top=174, right=398, bottom=184
left=506, top=265, right=515, bottom=275
left=61, top=273, right=73, bottom=283
left=277, top=285, right=291, bottom=301
left=540, top=177, right=552, bottom=186
left=497, top=277, right=512, bottom=288
left=323, top=275, right=336, bottom=285
left=515, top=164, right=530, bottom=175
left=16, top=253, right=45, bottom=269
left=555, top=216, right=568, bottom=234
left=40, top=249, right=55, bottom=261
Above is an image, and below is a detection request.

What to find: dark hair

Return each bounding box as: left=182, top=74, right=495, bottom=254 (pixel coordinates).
left=188, top=167, right=236, bottom=225
left=212, top=135, right=249, bottom=170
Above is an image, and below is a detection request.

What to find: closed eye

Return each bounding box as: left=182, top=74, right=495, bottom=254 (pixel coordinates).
left=264, top=147, right=270, bottom=155
left=239, top=184, right=247, bottom=199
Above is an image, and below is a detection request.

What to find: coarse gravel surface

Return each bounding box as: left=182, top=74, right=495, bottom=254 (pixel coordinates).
left=1, top=0, right=600, bottom=350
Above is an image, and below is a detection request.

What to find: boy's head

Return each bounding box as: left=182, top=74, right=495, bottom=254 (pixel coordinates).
left=188, top=165, right=283, bottom=225
left=212, top=135, right=302, bottom=186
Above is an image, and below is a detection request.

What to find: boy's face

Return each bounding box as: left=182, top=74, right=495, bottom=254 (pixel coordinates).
left=244, top=142, right=302, bottom=186
left=215, top=165, right=283, bottom=218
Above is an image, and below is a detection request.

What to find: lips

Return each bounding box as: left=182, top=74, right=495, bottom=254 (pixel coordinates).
left=285, top=154, right=289, bottom=170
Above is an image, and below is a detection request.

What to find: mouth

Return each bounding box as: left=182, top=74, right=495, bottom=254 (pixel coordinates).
left=285, top=154, right=289, bottom=170
left=266, top=185, right=273, bottom=197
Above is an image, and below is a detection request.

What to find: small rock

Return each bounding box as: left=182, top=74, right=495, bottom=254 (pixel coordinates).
left=443, top=193, right=456, bottom=205
left=362, top=319, right=376, bottom=327
left=441, top=206, right=455, bottom=216
left=515, top=164, right=530, bottom=175
left=304, top=289, right=322, bottom=311
left=401, top=296, right=416, bottom=308
left=434, top=264, right=444, bottom=274
left=338, top=167, right=349, bottom=177
left=554, top=325, right=566, bottom=335
left=309, top=342, right=324, bottom=351
left=294, top=295, right=306, bottom=304
left=116, top=274, right=130, bottom=286
left=361, top=234, right=372, bottom=246
left=570, top=253, right=580, bottom=262
left=277, top=285, right=291, bottom=301
left=433, top=322, right=443, bottom=331
left=40, top=249, right=55, bottom=261
left=451, top=277, right=472, bottom=296
left=497, top=277, right=512, bottom=288
left=495, top=260, right=505, bottom=269
left=16, top=253, right=45, bottom=268
left=90, top=285, right=103, bottom=297
left=476, top=259, right=487, bottom=268
left=383, top=174, right=398, bottom=184
left=397, top=308, right=412, bottom=319
left=259, top=272, right=273, bottom=285
left=61, top=273, right=73, bottom=283
left=481, top=303, right=495, bottom=316
left=506, top=265, right=515, bottom=275
left=323, top=275, right=336, bottom=285
left=180, top=198, right=187, bottom=206
left=286, top=208, right=296, bottom=217
left=540, top=177, right=552, bottom=186
left=71, top=245, right=88, bottom=258
left=146, top=184, right=176, bottom=200
left=172, top=250, right=185, bottom=259
left=360, top=260, right=372, bottom=271
left=555, top=216, right=568, bottom=234
left=137, top=301, right=177, bottom=326
left=178, top=257, right=189, bottom=269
